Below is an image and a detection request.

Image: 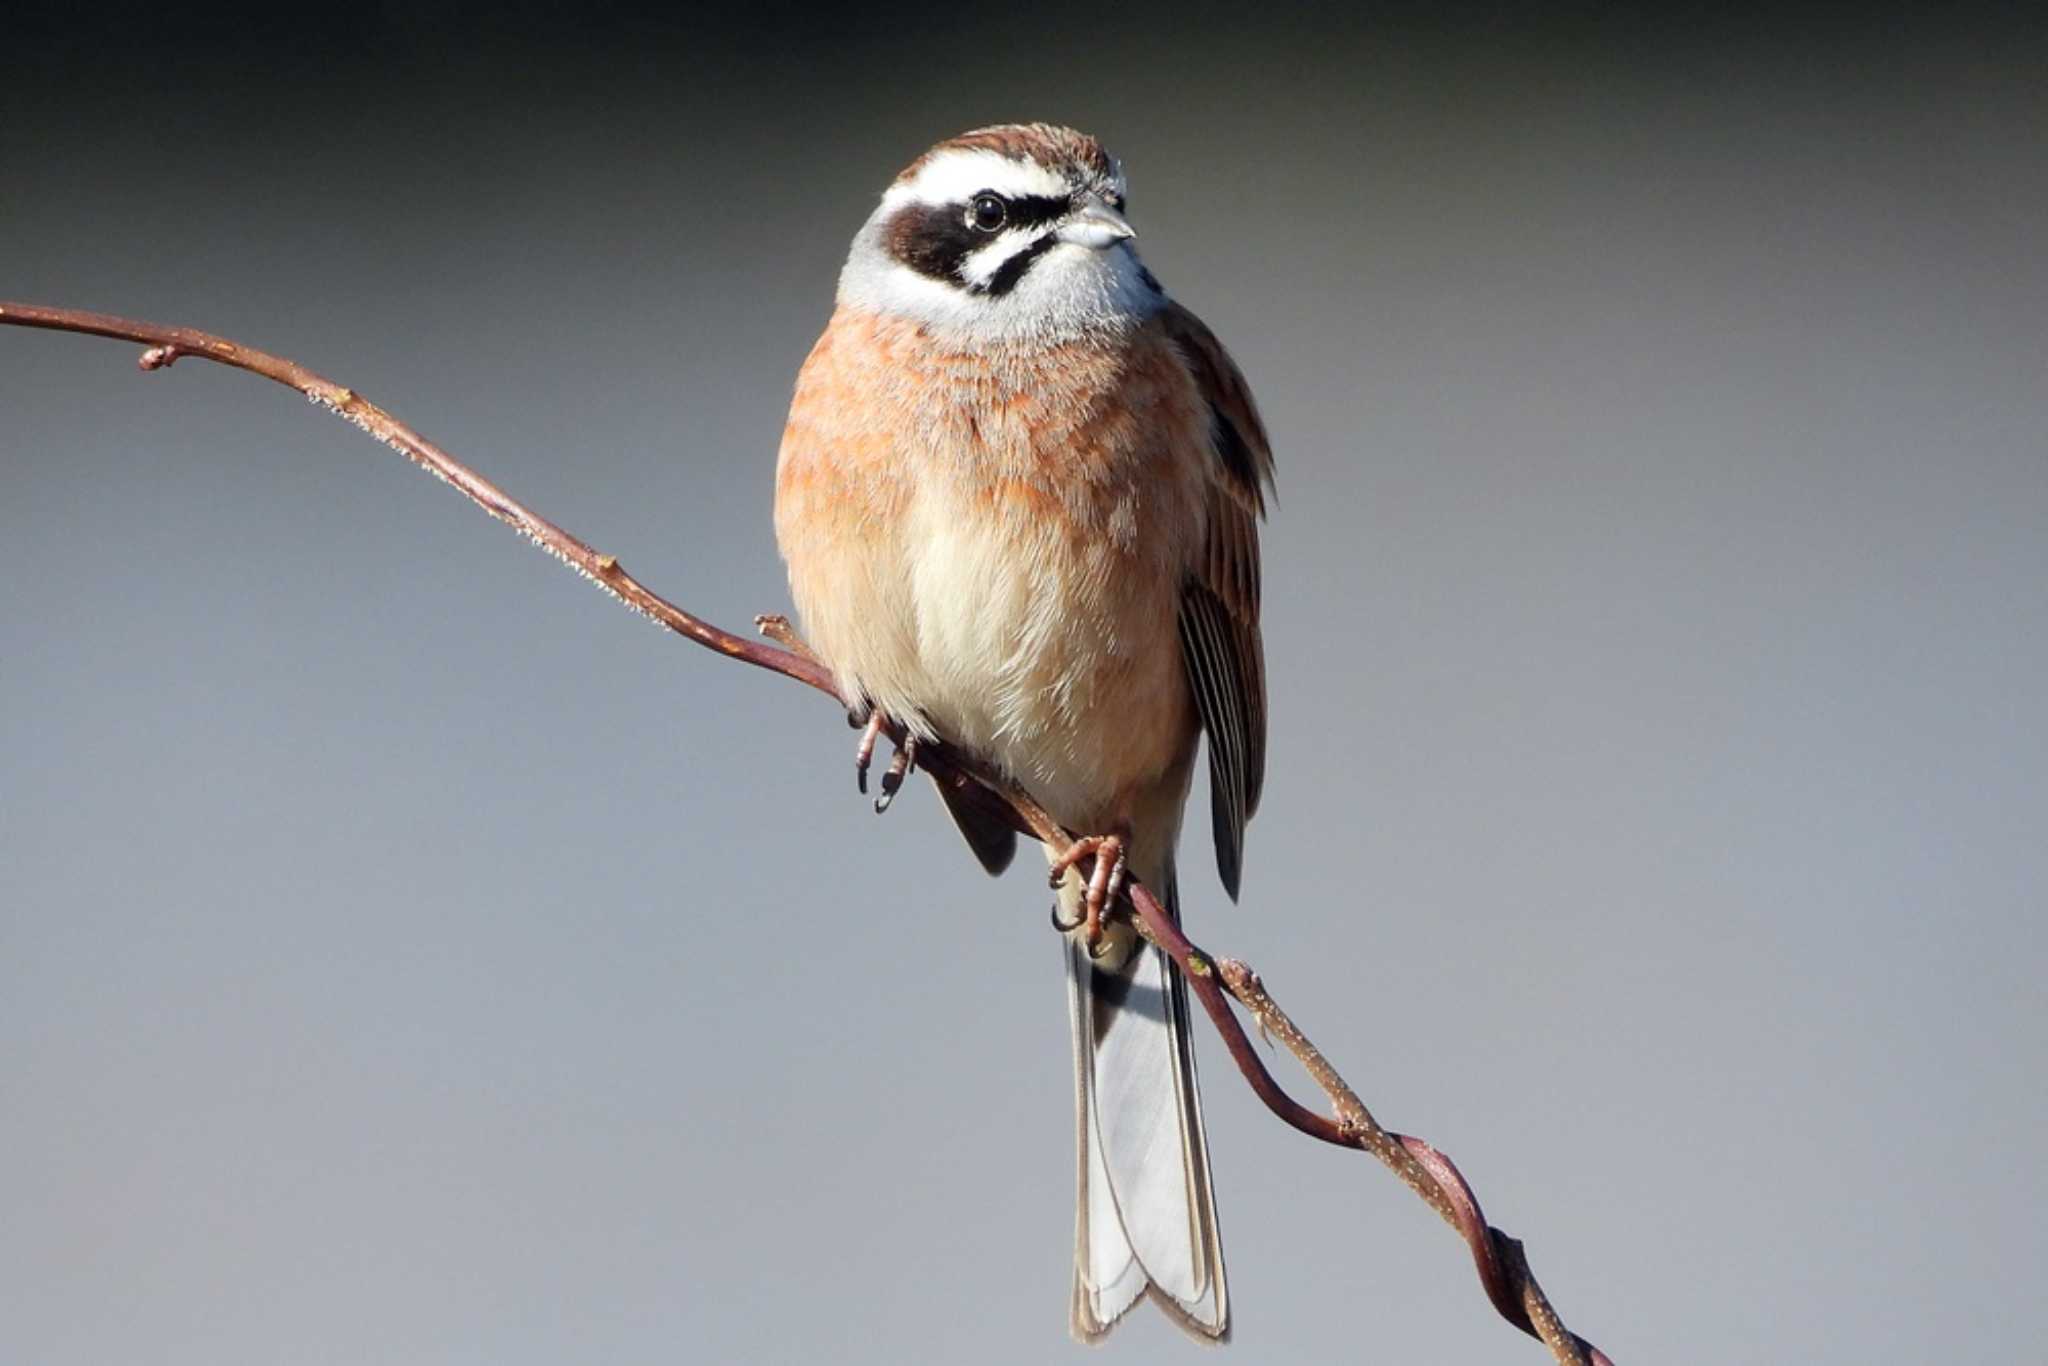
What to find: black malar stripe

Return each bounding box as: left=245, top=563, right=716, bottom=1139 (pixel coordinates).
left=974, top=233, right=1059, bottom=297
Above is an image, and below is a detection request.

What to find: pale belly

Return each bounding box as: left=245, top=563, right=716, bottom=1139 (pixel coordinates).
left=887, top=481, right=1195, bottom=831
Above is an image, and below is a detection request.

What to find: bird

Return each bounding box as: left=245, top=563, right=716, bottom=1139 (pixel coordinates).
left=773, top=123, right=1273, bottom=1343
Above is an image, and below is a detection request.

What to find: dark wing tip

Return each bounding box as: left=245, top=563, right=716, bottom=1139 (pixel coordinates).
left=934, top=774, right=1019, bottom=876
left=1209, top=759, right=1244, bottom=901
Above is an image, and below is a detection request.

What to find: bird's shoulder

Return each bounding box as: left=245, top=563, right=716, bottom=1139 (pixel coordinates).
left=1142, top=300, right=1275, bottom=517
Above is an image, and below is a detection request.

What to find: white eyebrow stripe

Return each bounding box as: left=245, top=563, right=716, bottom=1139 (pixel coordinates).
left=883, top=149, right=1070, bottom=209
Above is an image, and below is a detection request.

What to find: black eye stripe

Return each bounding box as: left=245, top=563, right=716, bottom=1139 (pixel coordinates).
left=884, top=203, right=982, bottom=284
left=994, top=193, right=1071, bottom=229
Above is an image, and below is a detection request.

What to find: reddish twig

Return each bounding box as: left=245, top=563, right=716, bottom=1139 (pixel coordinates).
left=2, top=300, right=1613, bottom=1364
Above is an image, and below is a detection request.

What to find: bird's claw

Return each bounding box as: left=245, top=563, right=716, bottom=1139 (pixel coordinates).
left=874, top=733, right=918, bottom=814
left=850, top=705, right=917, bottom=813
left=1048, top=832, right=1129, bottom=951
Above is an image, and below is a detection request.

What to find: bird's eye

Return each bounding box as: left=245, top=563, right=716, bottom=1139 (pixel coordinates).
left=969, top=193, right=1008, bottom=232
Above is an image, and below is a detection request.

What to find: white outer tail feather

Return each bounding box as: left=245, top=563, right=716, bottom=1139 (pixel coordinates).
left=1066, top=926, right=1228, bottom=1342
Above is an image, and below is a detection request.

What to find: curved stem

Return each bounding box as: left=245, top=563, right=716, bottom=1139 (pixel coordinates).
left=2, top=299, right=1612, bottom=1365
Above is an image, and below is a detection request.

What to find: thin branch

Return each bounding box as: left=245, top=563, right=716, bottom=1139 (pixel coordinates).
left=2, top=300, right=1613, bottom=1365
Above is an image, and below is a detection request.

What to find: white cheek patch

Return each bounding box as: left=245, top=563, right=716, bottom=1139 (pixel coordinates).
left=884, top=148, right=1070, bottom=210
left=958, top=228, right=1045, bottom=288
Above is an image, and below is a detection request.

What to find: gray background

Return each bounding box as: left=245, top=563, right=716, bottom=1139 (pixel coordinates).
left=5, top=5, right=2044, bottom=1362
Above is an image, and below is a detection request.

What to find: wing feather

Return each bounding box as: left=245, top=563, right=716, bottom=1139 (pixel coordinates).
left=1162, top=303, right=1274, bottom=900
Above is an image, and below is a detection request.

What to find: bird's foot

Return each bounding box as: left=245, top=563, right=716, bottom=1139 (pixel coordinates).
left=1048, top=831, right=1129, bottom=955
left=850, top=704, right=918, bottom=814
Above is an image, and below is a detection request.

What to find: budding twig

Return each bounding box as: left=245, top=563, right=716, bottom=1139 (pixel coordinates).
left=1, top=299, right=1614, bottom=1365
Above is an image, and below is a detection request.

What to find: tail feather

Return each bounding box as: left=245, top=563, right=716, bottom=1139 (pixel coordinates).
left=1065, top=871, right=1228, bottom=1343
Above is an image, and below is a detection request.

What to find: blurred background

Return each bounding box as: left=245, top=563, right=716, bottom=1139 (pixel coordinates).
left=5, top=4, right=2044, bottom=1362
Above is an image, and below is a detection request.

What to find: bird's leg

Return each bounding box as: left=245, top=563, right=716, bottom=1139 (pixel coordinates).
left=851, top=706, right=885, bottom=794
left=1048, top=830, right=1129, bottom=952
left=849, top=703, right=918, bottom=814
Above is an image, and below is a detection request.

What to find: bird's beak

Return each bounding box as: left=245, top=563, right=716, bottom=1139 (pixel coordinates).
left=1056, top=202, right=1137, bottom=250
